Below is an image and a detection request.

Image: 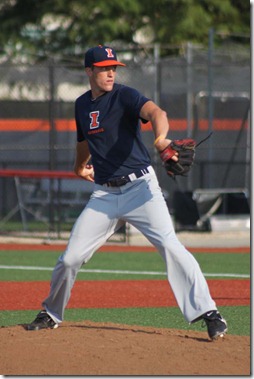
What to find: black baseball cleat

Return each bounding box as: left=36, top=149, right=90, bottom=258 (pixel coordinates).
left=27, top=310, right=58, bottom=331
left=202, top=310, right=228, bottom=340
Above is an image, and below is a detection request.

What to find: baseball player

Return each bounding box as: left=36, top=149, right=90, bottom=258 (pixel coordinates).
left=27, top=45, right=227, bottom=340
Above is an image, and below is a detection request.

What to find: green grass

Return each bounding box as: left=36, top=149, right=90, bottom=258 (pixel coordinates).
left=0, top=306, right=250, bottom=336
left=0, top=249, right=250, bottom=281
left=196, top=253, right=250, bottom=276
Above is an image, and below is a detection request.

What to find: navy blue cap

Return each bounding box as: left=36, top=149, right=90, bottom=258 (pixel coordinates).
left=84, top=45, right=126, bottom=68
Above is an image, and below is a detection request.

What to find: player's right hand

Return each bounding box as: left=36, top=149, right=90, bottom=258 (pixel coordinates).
left=76, top=164, right=95, bottom=182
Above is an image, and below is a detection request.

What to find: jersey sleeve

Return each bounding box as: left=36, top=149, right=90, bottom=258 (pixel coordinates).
left=119, top=85, right=150, bottom=122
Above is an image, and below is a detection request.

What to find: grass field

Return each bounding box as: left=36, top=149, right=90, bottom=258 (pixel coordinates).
left=0, top=246, right=250, bottom=336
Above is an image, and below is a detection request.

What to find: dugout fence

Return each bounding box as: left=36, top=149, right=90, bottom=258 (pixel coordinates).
left=0, top=168, right=250, bottom=240
left=0, top=169, right=92, bottom=238
left=0, top=169, right=127, bottom=242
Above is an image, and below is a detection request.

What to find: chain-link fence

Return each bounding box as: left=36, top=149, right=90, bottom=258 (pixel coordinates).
left=0, top=44, right=250, bottom=236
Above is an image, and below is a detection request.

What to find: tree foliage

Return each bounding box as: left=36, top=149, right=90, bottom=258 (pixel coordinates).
left=0, top=0, right=250, bottom=62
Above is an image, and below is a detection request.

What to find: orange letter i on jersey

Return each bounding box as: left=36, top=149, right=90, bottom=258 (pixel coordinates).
left=89, top=111, right=100, bottom=129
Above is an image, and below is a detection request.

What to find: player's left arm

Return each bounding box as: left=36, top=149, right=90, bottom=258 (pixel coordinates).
left=140, top=100, right=175, bottom=154
left=140, top=100, right=198, bottom=178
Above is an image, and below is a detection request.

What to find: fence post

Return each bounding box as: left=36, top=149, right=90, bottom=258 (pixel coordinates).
left=186, top=42, right=194, bottom=191
left=154, top=43, right=161, bottom=106
left=48, top=59, right=57, bottom=236
left=207, top=28, right=214, bottom=188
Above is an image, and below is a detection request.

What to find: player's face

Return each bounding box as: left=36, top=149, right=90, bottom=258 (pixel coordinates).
left=87, top=65, right=117, bottom=96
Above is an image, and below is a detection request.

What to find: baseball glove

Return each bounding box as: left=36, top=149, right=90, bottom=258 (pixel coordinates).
left=160, top=139, right=196, bottom=178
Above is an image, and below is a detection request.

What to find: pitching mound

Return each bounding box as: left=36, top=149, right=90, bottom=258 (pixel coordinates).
left=0, top=321, right=250, bottom=376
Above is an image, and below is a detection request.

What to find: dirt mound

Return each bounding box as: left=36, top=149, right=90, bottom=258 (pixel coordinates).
left=0, top=321, right=250, bottom=376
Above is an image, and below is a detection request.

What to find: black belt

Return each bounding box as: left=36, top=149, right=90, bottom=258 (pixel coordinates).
left=103, top=167, right=150, bottom=187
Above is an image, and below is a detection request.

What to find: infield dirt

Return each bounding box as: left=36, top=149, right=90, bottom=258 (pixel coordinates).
left=0, top=321, right=250, bottom=376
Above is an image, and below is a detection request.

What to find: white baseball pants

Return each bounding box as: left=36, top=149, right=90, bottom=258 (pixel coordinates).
left=43, top=167, right=217, bottom=323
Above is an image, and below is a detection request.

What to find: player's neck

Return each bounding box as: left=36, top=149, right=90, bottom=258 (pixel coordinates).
left=90, top=89, right=106, bottom=101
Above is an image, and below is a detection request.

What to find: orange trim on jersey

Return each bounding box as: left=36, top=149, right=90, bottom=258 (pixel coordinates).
left=0, top=118, right=248, bottom=132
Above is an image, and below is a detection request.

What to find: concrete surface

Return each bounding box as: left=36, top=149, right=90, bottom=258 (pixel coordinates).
left=0, top=229, right=250, bottom=248
left=128, top=230, right=250, bottom=248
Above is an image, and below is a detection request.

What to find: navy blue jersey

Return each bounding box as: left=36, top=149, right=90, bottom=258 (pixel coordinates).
left=75, top=83, right=152, bottom=184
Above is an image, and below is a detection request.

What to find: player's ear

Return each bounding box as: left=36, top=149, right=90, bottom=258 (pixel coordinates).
left=85, top=67, right=93, bottom=77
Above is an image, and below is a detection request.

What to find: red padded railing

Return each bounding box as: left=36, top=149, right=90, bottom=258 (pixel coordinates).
left=0, top=169, right=77, bottom=179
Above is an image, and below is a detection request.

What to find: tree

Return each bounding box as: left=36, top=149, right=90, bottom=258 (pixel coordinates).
left=0, top=0, right=250, bottom=62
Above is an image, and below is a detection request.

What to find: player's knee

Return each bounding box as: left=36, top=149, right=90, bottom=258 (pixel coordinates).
left=60, top=253, right=81, bottom=269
